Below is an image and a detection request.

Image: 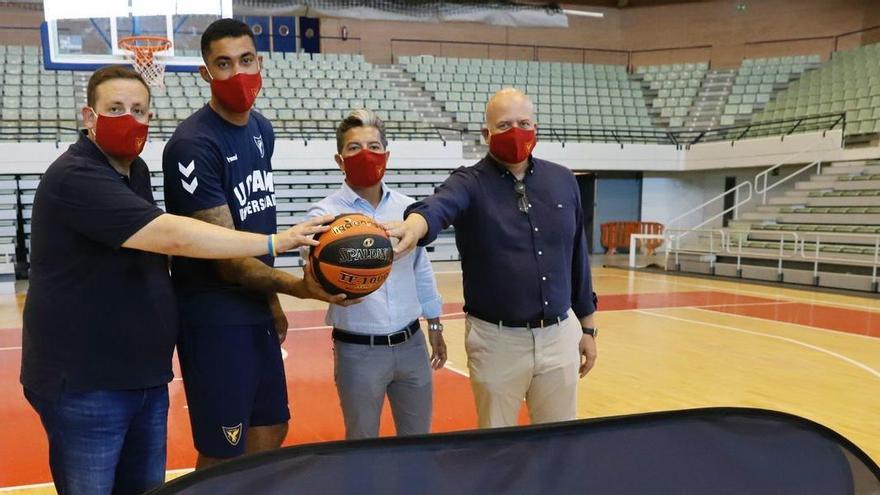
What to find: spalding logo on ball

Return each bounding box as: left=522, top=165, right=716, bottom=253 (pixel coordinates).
left=310, top=213, right=393, bottom=299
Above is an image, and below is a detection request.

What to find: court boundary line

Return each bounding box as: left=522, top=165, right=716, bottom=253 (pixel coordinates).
left=634, top=309, right=880, bottom=379
left=0, top=469, right=195, bottom=493
left=442, top=361, right=470, bottom=377
left=0, top=482, right=55, bottom=493
left=602, top=271, right=880, bottom=313
left=0, top=301, right=848, bottom=353
left=690, top=307, right=880, bottom=342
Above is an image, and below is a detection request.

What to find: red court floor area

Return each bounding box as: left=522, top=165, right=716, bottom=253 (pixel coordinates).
left=2, top=285, right=879, bottom=488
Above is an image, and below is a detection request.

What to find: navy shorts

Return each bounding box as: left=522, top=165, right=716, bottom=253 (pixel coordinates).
left=177, top=323, right=290, bottom=458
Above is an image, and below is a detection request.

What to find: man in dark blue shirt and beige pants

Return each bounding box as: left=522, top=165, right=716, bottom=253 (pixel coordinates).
left=389, top=88, right=598, bottom=428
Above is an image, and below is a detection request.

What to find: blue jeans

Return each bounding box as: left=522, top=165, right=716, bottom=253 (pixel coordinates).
left=25, top=386, right=169, bottom=495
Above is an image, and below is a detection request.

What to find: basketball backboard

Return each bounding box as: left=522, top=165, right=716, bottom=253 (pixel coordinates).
left=41, top=0, right=233, bottom=72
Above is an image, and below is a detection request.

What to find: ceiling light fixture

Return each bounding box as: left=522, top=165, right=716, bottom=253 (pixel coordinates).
left=563, top=9, right=605, bottom=18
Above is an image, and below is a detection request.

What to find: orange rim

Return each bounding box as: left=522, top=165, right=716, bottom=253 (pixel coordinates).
left=118, top=36, right=172, bottom=61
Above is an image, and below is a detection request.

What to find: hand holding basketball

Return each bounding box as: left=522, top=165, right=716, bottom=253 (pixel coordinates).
left=310, top=213, right=394, bottom=299
left=384, top=213, right=428, bottom=257
left=275, top=214, right=336, bottom=253
left=301, top=262, right=360, bottom=307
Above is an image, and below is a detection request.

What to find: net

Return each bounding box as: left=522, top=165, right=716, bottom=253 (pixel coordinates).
left=119, top=36, right=173, bottom=88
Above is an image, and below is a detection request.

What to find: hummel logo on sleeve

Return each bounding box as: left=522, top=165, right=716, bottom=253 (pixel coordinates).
left=179, top=160, right=195, bottom=177
left=179, top=160, right=198, bottom=194
left=226, top=154, right=238, bottom=163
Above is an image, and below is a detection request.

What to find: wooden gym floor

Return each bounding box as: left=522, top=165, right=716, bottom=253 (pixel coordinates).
left=1, top=262, right=879, bottom=493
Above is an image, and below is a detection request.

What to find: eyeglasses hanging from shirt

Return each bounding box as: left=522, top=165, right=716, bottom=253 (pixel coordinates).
left=514, top=180, right=529, bottom=214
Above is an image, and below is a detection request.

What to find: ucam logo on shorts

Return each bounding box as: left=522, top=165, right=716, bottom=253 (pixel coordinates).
left=222, top=423, right=243, bottom=446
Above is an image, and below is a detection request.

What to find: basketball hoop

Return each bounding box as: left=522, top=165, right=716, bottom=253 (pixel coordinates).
left=119, top=36, right=173, bottom=88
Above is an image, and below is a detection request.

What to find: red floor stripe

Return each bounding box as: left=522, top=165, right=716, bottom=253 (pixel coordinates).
left=597, top=291, right=777, bottom=311
left=705, top=302, right=880, bottom=338
left=439, top=292, right=778, bottom=317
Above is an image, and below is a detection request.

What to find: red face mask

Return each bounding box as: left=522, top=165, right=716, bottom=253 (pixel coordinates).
left=209, top=69, right=262, bottom=113
left=342, top=150, right=389, bottom=188
left=488, top=127, right=537, bottom=165
left=89, top=110, right=149, bottom=161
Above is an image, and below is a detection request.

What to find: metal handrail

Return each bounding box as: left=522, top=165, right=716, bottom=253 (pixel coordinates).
left=714, top=231, right=880, bottom=288
left=667, top=113, right=846, bottom=147
left=662, top=228, right=727, bottom=272
left=797, top=232, right=880, bottom=287
left=725, top=230, right=800, bottom=258
left=665, top=134, right=841, bottom=256
left=667, top=228, right=728, bottom=254
left=536, top=125, right=670, bottom=145
left=755, top=160, right=824, bottom=205
left=727, top=230, right=800, bottom=279
left=666, top=181, right=753, bottom=235
left=754, top=136, right=834, bottom=203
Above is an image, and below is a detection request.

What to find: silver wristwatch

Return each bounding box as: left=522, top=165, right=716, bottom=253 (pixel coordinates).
left=428, top=322, right=444, bottom=332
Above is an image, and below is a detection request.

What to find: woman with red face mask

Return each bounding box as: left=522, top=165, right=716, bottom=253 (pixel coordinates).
left=304, top=109, right=447, bottom=440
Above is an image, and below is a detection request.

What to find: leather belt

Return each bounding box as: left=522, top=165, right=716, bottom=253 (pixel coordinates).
left=332, top=320, right=420, bottom=346
left=469, top=310, right=569, bottom=329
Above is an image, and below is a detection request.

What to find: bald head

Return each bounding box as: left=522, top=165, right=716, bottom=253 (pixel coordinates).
left=483, top=88, right=536, bottom=138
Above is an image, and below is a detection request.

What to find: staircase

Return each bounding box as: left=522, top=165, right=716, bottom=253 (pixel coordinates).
left=662, top=159, right=880, bottom=293
left=682, top=69, right=734, bottom=131
left=375, top=64, right=461, bottom=143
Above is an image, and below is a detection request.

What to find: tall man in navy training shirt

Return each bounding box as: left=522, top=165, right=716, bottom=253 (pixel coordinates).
left=21, top=65, right=335, bottom=495
left=163, top=19, right=350, bottom=468
left=389, top=88, right=598, bottom=428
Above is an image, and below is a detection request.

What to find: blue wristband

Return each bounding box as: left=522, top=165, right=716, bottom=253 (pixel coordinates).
left=267, top=234, right=276, bottom=257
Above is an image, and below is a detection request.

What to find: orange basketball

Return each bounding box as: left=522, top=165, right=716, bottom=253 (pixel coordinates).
left=309, top=213, right=393, bottom=299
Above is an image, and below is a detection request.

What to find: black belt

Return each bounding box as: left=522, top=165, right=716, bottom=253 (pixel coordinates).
left=469, top=310, right=569, bottom=329
left=332, top=320, right=420, bottom=346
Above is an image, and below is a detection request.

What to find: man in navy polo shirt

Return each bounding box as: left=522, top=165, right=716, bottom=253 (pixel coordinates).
left=388, top=88, right=599, bottom=429
left=21, top=65, right=334, bottom=495
left=162, top=19, right=350, bottom=468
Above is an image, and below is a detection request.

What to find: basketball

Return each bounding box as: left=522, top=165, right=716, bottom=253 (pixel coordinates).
left=309, top=213, right=394, bottom=299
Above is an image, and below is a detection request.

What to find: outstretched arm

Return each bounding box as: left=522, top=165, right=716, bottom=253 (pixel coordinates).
left=158, top=204, right=350, bottom=304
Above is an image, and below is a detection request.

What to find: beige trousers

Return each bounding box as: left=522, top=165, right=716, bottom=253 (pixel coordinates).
left=464, top=309, right=582, bottom=428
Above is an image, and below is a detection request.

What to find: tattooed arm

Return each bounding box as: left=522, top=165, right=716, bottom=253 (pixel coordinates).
left=191, top=204, right=348, bottom=303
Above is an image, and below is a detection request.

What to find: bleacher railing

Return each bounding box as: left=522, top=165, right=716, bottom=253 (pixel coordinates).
left=657, top=228, right=879, bottom=289
left=0, top=120, right=463, bottom=145
left=0, top=121, right=79, bottom=143
left=532, top=113, right=845, bottom=148
left=538, top=126, right=676, bottom=146
left=151, top=120, right=461, bottom=144
left=680, top=113, right=846, bottom=147
left=391, top=38, right=630, bottom=66
left=0, top=113, right=845, bottom=148
left=799, top=232, right=880, bottom=289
